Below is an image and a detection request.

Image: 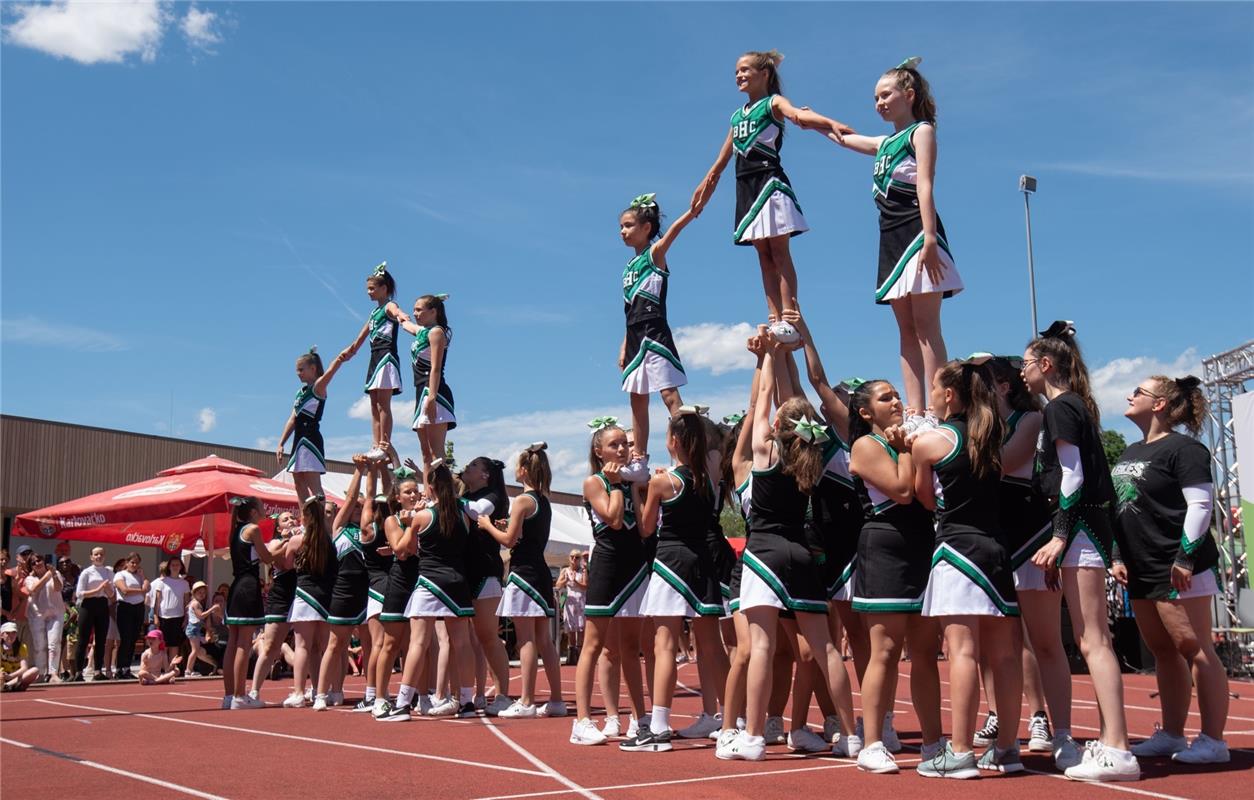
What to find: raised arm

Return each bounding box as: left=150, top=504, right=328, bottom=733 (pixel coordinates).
left=751, top=347, right=777, bottom=466
left=650, top=208, right=698, bottom=267
left=312, top=351, right=349, bottom=396
left=691, top=131, right=734, bottom=216
left=825, top=132, right=883, bottom=155
left=333, top=458, right=367, bottom=531
left=359, top=465, right=381, bottom=543
left=786, top=309, right=850, bottom=439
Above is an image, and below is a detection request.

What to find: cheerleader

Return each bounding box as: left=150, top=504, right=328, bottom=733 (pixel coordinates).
left=913, top=357, right=1022, bottom=777
left=618, top=194, right=695, bottom=472
left=315, top=456, right=373, bottom=710
left=282, top=496, right=336, bottom=708
left=275, top=347, right=348, bottom=502
left=691, top=50, right=853, bottom=322
left=483, top=443, right=568, bottom=718
left=622, top=408, right=724, bottom=752
left=223, top=496, right=276, bottom=710
left=718, top=336, right=857, bottom=762
left=824, top=58, right=962, bottom=414
left=247, top=510, right=299, bottom=703
left=343, top=263, right=407, bottom=465
left=570, top=420, right=650, bottom=746
left=371, top=473, right=423, bottom=720
left=847, top=380, right=943, bottom=773
left=1113, top=376, right=1229, bottom=764
left=460, top=456, right=515, bottom=715
left=401, top=294, right=455, bottom=481
left=383, top=460, right=478, bottom=721
left=352, top=462, right=395, bottom=712
left=1023, top=321, right=1139, bottom=782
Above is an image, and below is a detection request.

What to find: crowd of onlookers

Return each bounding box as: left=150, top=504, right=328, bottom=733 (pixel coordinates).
left=1, top=543, right=593, bottom=691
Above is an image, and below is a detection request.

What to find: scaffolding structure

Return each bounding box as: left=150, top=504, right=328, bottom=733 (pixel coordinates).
left=1202, top=340, right=1254, bottom=625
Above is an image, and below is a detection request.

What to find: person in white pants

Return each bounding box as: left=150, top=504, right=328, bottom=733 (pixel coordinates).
left=23, top=554, right=65, bottom=681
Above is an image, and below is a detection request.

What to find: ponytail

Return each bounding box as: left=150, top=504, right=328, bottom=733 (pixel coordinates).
left=417, top=294, right=450, bottom=330
left=1028, top=321, right=1100, bottom=425
left=296, top=496, right=331, bottom=576
left=519, top=443, right=552, bottom=496
left=1151, top=374, right=1207, bottom=436
left=771, top=397, right=825, bottom=494
left=230, top=496, right=262, bottom=529
left=938, top=360, right=1004, bottom=478
left=427, top=462, right=461, bottom=537
left=297, top=347, right=325, bottom=378
left=668, top=412, right=712, bottom=504
left=884, top=61, right=937, bottom=126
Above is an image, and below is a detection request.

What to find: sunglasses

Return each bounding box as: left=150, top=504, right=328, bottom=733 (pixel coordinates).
left=1132, top=386, right=1163, bottom=400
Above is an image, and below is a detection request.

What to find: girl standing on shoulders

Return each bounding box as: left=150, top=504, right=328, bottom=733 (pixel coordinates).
left=618, top=194, right=696, bottom=475
left=691, top=50, right=853, bottom=323
left=342, top=263, right=407, bottom=465
left=276, top=347, right=349, bottom=502
left=485, top=443, right=568, bottom=719
left=224, top=496, right=275, bottom=710
left=822, top=58, right=962, bottom=416
left=1023, top=321, right=1139, bottom=782
left=401, top=294, right=456, bottom=482
left=1113, top=376, right=1229, bottom=765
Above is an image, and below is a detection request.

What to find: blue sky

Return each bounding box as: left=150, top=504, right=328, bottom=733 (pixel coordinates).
left=3, top=1, right=1252, bottom=492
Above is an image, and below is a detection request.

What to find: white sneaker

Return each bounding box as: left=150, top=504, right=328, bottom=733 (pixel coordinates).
left=883, top=712, right=902, bottom=753
left=474, top=693, right=488, bottom=711
left=764, top=715, right=786, bottom=745
left=718, top=732, right=765, bottom=761
left=678, top=712, right=721, bottom=740
left=364, top=446, right=387, bottom=462
left=539, top=700, right=568, bottom=718
left=601, top=715, right=621, bottom=738
left=1172, top=734, right=1230, bottom=764
left=823, top=714, right=841, bottom=743
left=1131, top=727, right=1188, bottom=758
left=626, top=714, right=651, bottom=739
left=715, top=728, right=741, bottom=755
left=304, top=686, right=313, bottom=703
left=371, top=698, right=391, bottom=718
left=428, top=696, right=458, bottom=717
left=571, top=718, right=608, bottom=746
left=486, top=695, right=514, bottom=717
left=230, top=694, right=264, bottom=710
left=832, top=733, right=864, bottom=758
left=787, top=727, right=829, bottom=753
left=1028, top=712, right=1053, bottom=752
left=327, top=691, right=344, bottom=707
left=417, top=693, right=433, bottom=716
left=768, top=321, right=800, bottom=344
left=312, top=694, right=328, bottom=712
left=282, top=692, right=306, bottom=708
left=1065, top=743, right=1141, bottom=782
left=920, top=737, right=948, bottom=761
left=619, top=456, right=650, bottom=484
left=1053, top=734, right=1083, bottom=771
left=857, top=741, right=899, bottom=774
left=498, top=700, right=537, bottom=719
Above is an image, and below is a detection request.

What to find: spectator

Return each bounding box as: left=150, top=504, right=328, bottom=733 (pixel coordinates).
left=56, top=556, right=80, bottom=680
left=6, top=546, right=34, bottom=650
left=149, top=556, right=191, bottom=661
left=203, top=591, right=230, bottom=667
left=137, top=630, right=182, bottom=685
left=557, top=550, right=588, bottom=665
left=72, top=547, right=114, bottom=682
left=1, top=621, right=39, bottom=692
left=112, top=552, right=149, bottom=680
left=184, top=581, right=220, bottom=675
left=22, top=553, right=65, bottom=681
left=1, top=549, right=12, bottom=622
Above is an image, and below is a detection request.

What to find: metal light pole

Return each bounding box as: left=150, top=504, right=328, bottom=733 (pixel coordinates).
left=1020, top=175, right=1039, bottom=336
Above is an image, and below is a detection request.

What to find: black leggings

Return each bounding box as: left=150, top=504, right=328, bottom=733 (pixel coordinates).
left=115, top=602, right=145, bottom=673
left=75, top=597, right=111, bottom=673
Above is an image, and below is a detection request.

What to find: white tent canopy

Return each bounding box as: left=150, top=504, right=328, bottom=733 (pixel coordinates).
left=271, top=471, right=592, bottom=565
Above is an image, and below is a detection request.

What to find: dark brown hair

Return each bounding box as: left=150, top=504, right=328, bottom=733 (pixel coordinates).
left=1028, top=329, right=1100, bottom=425
left=937, top=361, right=1004, bottom=479
left=1150, top=375, right=1207, bottom=436
left=883, top=64, right=937, bottom=125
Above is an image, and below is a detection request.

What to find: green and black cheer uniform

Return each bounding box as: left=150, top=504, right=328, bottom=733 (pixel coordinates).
left=406, top=505, right=474, bottom=618
left=584, top=474, right=649, bottom=618
left=730, top=94, right=808, bottom=245
left=620, top=246, right=686, bottom=395
left=327, top=525, right=369, bottom=626
left=379, top=515, right=421, bottom=624
left=410, top=324, right=456, bottom=430
left=810, top=427, right=862, bottom=601
left=464, top=485, right=508, bottom=599
left=226, top=521, right=265, bottom=626
left=641, top=466, right=724, bottom=617
left=363, top=304, right=402, bottom=394
left=286, top=383, right=327, bottom=474
left=499, top=491, right=557, bottom=617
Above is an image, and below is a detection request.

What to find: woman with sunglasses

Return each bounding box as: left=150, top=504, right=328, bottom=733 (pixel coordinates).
left=1111, top=376, right=1229, bottom=765
left=22, top=554, right=65, bottom=681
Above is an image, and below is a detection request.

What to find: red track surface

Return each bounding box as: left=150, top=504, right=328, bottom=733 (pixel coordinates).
left=3, top=663, right=1251, bottom=799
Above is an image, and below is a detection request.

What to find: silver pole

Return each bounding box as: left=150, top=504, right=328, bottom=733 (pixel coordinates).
left=1023, top=190, right=1039, bottom=336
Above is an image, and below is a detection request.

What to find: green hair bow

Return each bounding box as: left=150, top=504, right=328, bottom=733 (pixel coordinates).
left=433, top=293, right=450, bottom=302
left=587, top=416, right=618, bottom=431
left=394, top=465, right=417, bottom=480
left=791, top=417, right=830, bottom=444
left=722, top=412, right=746, bottom=426
left=961, top=352, right=994, bottom=366
left=371, top=262, right=388, bottom=276
left=837, top=377, right=866, bottom=395
left=896, top=56, right=922, bottom=71
left=629, top=193, right=657, bottom=209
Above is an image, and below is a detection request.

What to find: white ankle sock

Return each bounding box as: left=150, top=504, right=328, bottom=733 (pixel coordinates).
left=650, top=706, right=670, bottom=734
left=397, top=684, right=415, bottom=708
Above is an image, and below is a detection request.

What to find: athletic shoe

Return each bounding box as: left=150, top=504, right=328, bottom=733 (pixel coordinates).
left=282, top=692, right=306, bottom=708
left=1028, top=712, right=1053, bottom=752
left=620, top=729, right=674, bottom=753
left=857, top=741, right=899, bottom=774
left=498, top=701, right=537, bottom=719
left=351, top=699, right=375, bottom=713
left=1130, top=727, right=1187, bottom=758
left=539, top=700, right=568, bottom=718
left=377, top=703, right=413, bottom=723
left=715, top=728, right=741, bottom=754
left=675, top=653, right=688, bottom=664
left=764, top=715, right=787, bottom=745
left=427, top=697, right=458, bottom=717
left=231, top=694, right=265, bottom=710
left=625, top=714, right=651, bottom=739
left=768, top=321, right=800, bottom=344
left=364, top=446, right=387, bottom=462
left=1053, top=734, right=1083, bottom=771
left=71, top=672, right=86, bottom=683
left=787, top=727, right=829, bottom=753
left=883, top=712, right=903, bottom=753
left=717, top=732, right=765, bottom=761
left=1172, top=734, right=1230, bottom=764
left=601, top=715, right=621, bottom=738
left=220, top=696, right=233, bottom=710
left=619, top=456, right=650, bottom=484
left=327, top=691, right=344, bottom=707
left=474, top=693, right=487, bottom=711
left=678, top=712, right=721, bottom=739
left=304, top=686, right=313, bottom=702
left=920, top=737, right=949, bottom=761
left=977, top=744, right=1024, bottom=774
left=371, top=699, right=393, bottom=719
left=417, top=693, right=434, bottom=716
left=571, top=718, right=608, bottom=746
left=832, top=733, right=864, bottom=758
left=917, top=741, right=981, bottom=779
left=1064, top=743, right=1141, bottom=782
left=973, top=712, right=1000, bottom=747
left=457, top=701, right=478, bottom=717
left=823, top=714, right=841, bottom=744
left=312, top=694, right=328, bottom=712
left=486, top=695, right=514, bottom=717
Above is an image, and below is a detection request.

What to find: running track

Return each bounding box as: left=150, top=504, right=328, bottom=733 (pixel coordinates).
left=3, top=663, right=1251, bottom=799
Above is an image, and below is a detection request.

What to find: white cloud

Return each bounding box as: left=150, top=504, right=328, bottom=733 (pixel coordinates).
left=197, top=407, right=217, bottom=433
left=255, top=436, right=279, bottom=451
left=1, top=315, right=126, bottom=351
left=673, top=322, right=758, bottom=375
left=347, top=394, right=416, bottom=423
left=4, top=0, right=166, bottom=64
left=1090, top=347, right=1202, bottom=429
left=180, top=5, right=220, bottom=52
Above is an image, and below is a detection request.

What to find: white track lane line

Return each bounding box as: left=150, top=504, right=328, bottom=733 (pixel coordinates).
left=1, top=736, right=229, bottom=800
left=477, top=716, right=604, bottom=800
left=1020, top=767, right=1193, bottom=800
left=35, top=699, right=546, bottom=777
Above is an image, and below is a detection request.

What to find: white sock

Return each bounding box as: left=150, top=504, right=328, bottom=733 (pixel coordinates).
left=459, top=686, right=474, bottom=704
left=651, top=706, right=670, bottom=734
left=364, top=686, right=376, bottom=702
left=397, top=684, right=415, bottom=708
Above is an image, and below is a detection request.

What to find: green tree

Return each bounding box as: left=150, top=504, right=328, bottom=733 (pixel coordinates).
left=1101, top=429, right=1127, bottom=468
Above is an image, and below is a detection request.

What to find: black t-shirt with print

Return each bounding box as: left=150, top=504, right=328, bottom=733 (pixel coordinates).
left=1033, top=392, right=1115, bottom=508
left=1112, top=432, right=1217, bottom=590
